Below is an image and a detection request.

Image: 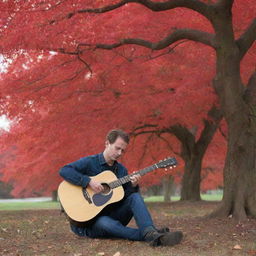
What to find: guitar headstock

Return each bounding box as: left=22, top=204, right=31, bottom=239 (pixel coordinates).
left=156, top=157, right=177, bottom=170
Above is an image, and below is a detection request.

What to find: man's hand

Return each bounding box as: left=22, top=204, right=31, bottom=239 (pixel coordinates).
left=88, top=180, right=104, bottom=193
left=130, top=174, right=141, bottom=187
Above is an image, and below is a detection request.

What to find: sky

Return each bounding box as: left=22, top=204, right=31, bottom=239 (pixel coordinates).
left=1, top=54, right=11, bottom=132
left=0, top=115, right=11, bottom=131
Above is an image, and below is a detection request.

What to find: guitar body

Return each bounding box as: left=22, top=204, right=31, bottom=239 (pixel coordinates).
left=58, top=171, right=124, bottom=222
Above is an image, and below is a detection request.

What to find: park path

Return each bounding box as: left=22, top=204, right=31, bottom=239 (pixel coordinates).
left=0, top=197, right=51, bottom=203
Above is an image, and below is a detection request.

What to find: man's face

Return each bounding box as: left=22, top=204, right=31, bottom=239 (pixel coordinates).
left=105, top=137, right=128, bottom=163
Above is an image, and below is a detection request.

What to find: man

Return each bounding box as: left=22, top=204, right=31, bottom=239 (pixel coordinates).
left=59, top=129, right=183, bottom=246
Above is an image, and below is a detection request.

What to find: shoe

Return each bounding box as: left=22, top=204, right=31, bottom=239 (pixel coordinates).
left=144, top=230, right=162, bottom=245
left=144, top=229, right=183, bottom=247
left=157, top=227, right=170, bottom=233
left=159, top=231, right=183, bottom=246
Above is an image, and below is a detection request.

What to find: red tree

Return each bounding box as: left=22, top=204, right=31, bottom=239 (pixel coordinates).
left=0, top=44, right=219, bottom=197
left=1, top=1, right=255, bottom=221
left=47, top=0, right=256, bottom=220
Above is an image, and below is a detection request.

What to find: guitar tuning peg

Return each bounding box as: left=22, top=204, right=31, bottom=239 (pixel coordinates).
left=173, top=165, right=176, bottom=168
left=165, top=168, right=167, bottom=171
left=169, top=166, right=173, bottom=169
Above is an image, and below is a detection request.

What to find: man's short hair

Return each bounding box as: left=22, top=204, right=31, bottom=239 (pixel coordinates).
left=106, top=129, right=130, bottom=144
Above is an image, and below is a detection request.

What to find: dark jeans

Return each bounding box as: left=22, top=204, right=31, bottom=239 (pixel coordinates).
left=70, top=192, right=155, bottom=241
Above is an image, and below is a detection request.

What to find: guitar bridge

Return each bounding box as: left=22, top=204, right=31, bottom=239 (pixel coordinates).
left=82, top=188, right=92, bottom=204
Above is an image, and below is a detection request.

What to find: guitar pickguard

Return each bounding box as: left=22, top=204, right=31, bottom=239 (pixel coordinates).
left=92, top=191, right=113, bottom=206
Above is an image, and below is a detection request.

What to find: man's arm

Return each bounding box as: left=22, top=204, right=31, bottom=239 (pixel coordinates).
left=59, top=157, right=91, bottom=187
left=59, top=157, right=104, bottom=193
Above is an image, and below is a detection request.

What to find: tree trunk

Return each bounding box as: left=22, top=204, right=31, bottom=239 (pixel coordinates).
left=52, top=190, right=58, bottom=201
left=209, top=117, right=256, bottom=220
left=180, top=156, right=202, bottom=201
left=210, top=10, right=256, bottom=219
left=162, top=175, right=174, bottom=202
left=211, top=73, right=256, bottom=219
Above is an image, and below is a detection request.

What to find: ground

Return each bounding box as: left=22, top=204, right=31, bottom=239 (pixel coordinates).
left=0, top=201, right=255, bottom=256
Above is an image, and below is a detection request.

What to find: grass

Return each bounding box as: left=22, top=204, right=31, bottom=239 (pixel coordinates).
left=0, top=201, right=60, bottom=211
left=144, top=193, right=223, bottom=202
left=0, top=194, right=222, bottom=211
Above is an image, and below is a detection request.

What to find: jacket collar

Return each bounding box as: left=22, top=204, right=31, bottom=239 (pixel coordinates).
left=98, top=152, right=117, bottom=167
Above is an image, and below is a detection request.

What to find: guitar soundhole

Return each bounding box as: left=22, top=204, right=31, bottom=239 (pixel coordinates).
left=101, top=183, right=111, bottom=195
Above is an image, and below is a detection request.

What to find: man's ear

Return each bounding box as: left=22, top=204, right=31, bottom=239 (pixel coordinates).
left=105, top=140, right=110, bottom=147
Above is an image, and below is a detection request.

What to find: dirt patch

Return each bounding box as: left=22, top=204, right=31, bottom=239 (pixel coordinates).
left=0, top=201, right=255, bottom=256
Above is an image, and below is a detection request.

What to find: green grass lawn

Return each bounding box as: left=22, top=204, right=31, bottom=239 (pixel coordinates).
left=0, top=201, right=61, bottom=211
left=144, top=193, right=223, bottom=202
left=0, top=194, right=222, bottom=211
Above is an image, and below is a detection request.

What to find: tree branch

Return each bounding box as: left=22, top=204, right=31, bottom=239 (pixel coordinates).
left=196, top=106, right=223, bottom=154
left=65, top=0, right=211, bottom=20
left=216, top=0, right=234, bottom=9
left=50, top=47, right=93, bottom=74
left=133, top=124, right=194, bottom=160
left=78, top=29, right=217, bottom=52
left=236, top=18, right=256, bottom=59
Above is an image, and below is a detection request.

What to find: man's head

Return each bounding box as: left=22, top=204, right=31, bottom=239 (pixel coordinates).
left=106, top=129, right=130, bottom=144
left=103, top=129, right=130, bottom=165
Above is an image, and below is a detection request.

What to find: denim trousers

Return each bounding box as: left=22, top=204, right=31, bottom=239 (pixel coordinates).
left=70, top=192, right=155, bottom=241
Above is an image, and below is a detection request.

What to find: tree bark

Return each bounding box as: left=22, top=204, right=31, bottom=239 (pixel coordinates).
left=209, top=110, right=256, bottom=219
left=180, top=155, right=202, bottom=201
left=209, top=5, right=256, bottom=220
left=162, top=175, right=174, bottom=202
left=52, top=190, right=58, bottom=201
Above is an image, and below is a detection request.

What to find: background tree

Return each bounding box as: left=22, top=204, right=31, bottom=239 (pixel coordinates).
left=62, top=0, right=256, bottom=220
left=0, top=1, right=255, bottom=221
left=0, top=47, right=220, bottom=198
left=132, top=106, right=223, bottom=201
left=0, top=11, right=219, bottom=198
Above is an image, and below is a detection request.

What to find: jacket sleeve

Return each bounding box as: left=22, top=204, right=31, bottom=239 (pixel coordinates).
left=59, top=157, right=91, bottom=187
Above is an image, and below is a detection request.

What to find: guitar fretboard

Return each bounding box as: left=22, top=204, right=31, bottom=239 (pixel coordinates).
left=108, top=164, right=158, bottom=189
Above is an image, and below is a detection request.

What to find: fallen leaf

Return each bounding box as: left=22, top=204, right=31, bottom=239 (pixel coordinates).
left=97, top=253, right=105, bottom=256
left=233, top=244, right=242, bottom=250
left=113, top=252, right=121, bottom=256
left=247, top=250, right=256, bottom=255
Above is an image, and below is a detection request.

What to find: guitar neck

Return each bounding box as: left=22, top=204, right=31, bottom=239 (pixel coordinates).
left=109, top=164, right=158, bottom=189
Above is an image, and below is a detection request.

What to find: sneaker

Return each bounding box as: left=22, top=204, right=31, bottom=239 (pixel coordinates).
left=144, top=229, right=183, bottom=247
left=157, top=227, right=170, bottom=233
left=144, top=230, right=162, bottom=244
left=159, top=231, right=183, bottom=246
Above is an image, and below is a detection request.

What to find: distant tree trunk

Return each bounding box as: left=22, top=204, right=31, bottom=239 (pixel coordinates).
left=180, top=155, right=202, bottom=201
left=169, top=107, right=222, bottom=201
left=162, top=175, right=174, bottom=202
left=52, top=190, right=58, bottom=201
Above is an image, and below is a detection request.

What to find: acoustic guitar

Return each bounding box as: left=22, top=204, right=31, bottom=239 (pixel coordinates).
left=58, top=157, right=177, bottom=222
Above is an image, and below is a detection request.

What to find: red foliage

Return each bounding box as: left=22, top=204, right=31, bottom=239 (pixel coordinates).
left=0, top=0, right=255, bottom=197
